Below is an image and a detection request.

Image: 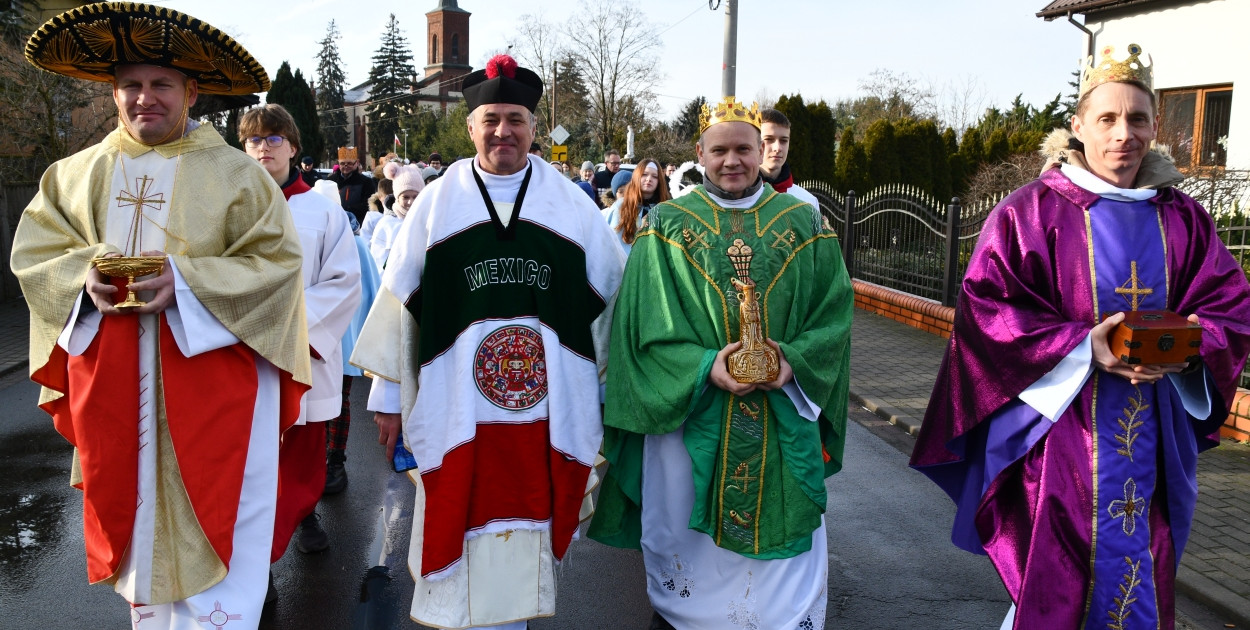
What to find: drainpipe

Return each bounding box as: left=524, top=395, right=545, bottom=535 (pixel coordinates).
left=1068, top=11, right=1096, bottom=59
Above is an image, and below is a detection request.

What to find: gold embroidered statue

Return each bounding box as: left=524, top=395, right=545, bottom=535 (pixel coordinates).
left=726, top=239, right=779, bottom=383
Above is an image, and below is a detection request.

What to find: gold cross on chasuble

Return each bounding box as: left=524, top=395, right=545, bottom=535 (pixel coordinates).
left=116, top=175, right=167, bottom=216
left=1115, top=261, right=1154, bottom=311
left=728, top=462, right=757, bottom=495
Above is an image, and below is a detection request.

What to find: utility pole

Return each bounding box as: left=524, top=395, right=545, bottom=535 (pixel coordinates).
left=721, top=0, right=738, bottom=98
left=552, top=59, right=558, bottom=143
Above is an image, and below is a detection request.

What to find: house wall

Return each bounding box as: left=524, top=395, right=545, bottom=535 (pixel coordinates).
left=1081, top=0, right=1249, bottom=168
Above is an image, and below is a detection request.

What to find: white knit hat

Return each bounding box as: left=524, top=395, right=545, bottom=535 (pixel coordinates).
left=392, top=165, right=426, bottom=196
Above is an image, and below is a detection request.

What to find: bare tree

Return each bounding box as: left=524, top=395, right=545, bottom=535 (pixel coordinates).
left=963, top=152, right=1046, bottom=204
left=753, top=87, right=778, bottom=111
left=0, top=21, right=115, bottom=182
left=858, top=69, right=938, bottom=122
left=935, top=74, right=990, bottom=138
left=564, top=3, right=663, bottom=151
left=512, top=13, right=570, bottom=141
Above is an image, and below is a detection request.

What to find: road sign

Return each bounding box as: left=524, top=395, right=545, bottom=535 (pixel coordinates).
left=551, top=125, right=569, bottom=146
left=551, top=144, right=568, bottom=162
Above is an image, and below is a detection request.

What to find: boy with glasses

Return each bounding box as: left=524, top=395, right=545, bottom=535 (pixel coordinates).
left=239, top=106, right=361, bottom=597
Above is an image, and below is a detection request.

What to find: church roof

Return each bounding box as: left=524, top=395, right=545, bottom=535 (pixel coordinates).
left=1036, top=0, right=1172, bottom=20
left=428, top=0, right=469, bottom=14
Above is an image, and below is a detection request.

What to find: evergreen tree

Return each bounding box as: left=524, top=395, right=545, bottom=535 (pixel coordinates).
left=923, top=121, right=952, bottom=204
left=774, top=94, right=812, bottom=179
left=805, top=100, right=838, bottom=183
left=863, top=119, right=900, bottom=191
left=894, top=118, right=932, bottom=193
left=428, top=102, right=476, bottom=160
left=266, top=64, right=325, bottom=164
left=958, top=126, right=986, bottom=177
left=366, top=14, right=417, bottom=156
left=540, top=52, right=592, bottom=150
left=673, top=96, right=705, bottom=144
left=834, top=128, right=870, bottom=195
left=292, top=70, right=325, bottom=163
left=1059, top=70, right=1081, bottom=119
left=267, top=62, right=296, bottom=109
left=983, top=128, right=1010, bottom=164
left=943, top=127, right=967, bottom=198
left=316, top=20, right=350, bottom=153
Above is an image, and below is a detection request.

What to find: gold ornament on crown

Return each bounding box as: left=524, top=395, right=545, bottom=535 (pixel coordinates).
left=699, top=96, right=762, bottom=134
left=1079, top=43, right=1153, bottom=99
left=338, top=146, right=358, bottom=161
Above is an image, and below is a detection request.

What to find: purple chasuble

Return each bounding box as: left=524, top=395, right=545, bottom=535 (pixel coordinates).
left=911, top=168, right=1250, bottom=630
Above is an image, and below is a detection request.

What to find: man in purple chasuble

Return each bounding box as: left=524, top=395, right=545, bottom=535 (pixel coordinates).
left=911, top=43, right=1250, bottom=629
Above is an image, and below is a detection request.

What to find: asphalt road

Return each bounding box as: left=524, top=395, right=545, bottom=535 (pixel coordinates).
left=0, top=371, right=1226, bottom=629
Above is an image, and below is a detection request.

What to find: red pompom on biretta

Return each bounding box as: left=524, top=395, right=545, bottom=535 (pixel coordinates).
left=485, top=54, right=518, bottom=80
left=461, top=54, right=544, bottom=113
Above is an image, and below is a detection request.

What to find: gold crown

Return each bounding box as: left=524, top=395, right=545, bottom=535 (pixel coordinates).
left=337, top=146, right=358, bottom=161
left=1080, top=43, right=1153, bottom=99
left=699, top=96, right=762, bottom=134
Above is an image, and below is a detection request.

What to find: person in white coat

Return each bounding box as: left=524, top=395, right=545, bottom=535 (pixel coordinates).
left=239, top=105, right=361, bottom=583
left=370, top=164, right=424, bottom=271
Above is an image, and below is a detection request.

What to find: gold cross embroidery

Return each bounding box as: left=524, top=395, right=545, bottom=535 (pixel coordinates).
left=116, top=175, right=167, bottom=216
left=1115, top=261, right=1154, bottom=311
left=770, top=228, right=796, bottom=251
left=728, top=462, right=757, bottom=494
left=683, top=227, right=712, bottom=250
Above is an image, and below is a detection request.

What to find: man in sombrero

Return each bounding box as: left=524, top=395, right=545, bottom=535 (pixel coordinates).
left=12, top=3, right=310, bottom=627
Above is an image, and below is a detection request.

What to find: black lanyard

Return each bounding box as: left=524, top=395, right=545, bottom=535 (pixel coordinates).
left=471, top=162, right=533, bottom=241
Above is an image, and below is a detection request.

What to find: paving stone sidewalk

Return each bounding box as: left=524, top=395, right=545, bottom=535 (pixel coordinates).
left=849, top=307, right=1250, bottom=629
left=0, top=297, right=1244, bottom=625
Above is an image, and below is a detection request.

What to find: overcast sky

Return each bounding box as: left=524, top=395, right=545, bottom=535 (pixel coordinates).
left=161, top=0, right=1084, bottom=126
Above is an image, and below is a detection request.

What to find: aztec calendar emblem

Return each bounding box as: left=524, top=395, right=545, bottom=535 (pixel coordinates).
left=475, top=325, right=548, bottom=410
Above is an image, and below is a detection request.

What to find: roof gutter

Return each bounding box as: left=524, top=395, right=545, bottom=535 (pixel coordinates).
left=1067, top=11, right=1097, bottom=59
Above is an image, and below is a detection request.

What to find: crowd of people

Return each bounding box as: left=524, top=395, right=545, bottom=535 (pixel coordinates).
left=10, top=3, right=1250, bottom=630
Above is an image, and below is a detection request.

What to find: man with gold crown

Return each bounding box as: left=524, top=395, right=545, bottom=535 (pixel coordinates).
left=328, top=145, right=376, bottom=227
left=351, top=53, right=624, bottom=629
left=588, top=96, right=852, bottom=629
left=12, top=3, right=309, bottom=628
left=911, top=43, right=1250, bottom=629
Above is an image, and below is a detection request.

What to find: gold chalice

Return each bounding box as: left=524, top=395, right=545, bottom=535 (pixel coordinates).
left=91, top=256, right=166, bottom=308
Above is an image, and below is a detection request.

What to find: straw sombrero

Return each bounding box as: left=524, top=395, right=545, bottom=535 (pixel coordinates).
left=25, top=2, right=269, bottom=95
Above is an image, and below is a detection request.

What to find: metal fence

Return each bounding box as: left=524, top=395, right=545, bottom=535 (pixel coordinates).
left=801, top=178, right=1250, bottom=389
left=801, top=180, right=1002, bottom=306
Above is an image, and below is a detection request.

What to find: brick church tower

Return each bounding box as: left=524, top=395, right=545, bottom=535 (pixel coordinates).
left=424, top=0, right=471, bottom=99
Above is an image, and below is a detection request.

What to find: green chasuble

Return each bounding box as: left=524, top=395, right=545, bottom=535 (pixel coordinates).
left=589, top=185, right=852, bottom=559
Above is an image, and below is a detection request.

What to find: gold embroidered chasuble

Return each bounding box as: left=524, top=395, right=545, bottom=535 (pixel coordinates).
left=592, top=185, right=852, bottom=558
left=11, top=122, right=309, bottom=603
left=15, top=122, right=310, bottom=392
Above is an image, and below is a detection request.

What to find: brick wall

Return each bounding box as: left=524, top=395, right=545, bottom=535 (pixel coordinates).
left=852, top=279, right=1250, bottom=443
left=852, top=280, right=954, bottom=338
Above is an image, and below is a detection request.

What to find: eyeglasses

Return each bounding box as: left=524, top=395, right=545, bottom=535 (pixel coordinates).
left=245, top=135, right=285, bottom=148
left=606, top=161, right=621, bottom=166
left=339, top=161, right=358, bottom=167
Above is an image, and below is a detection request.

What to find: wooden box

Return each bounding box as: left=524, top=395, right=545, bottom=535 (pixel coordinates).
left=1109, top=310, right=1202, bottom=365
